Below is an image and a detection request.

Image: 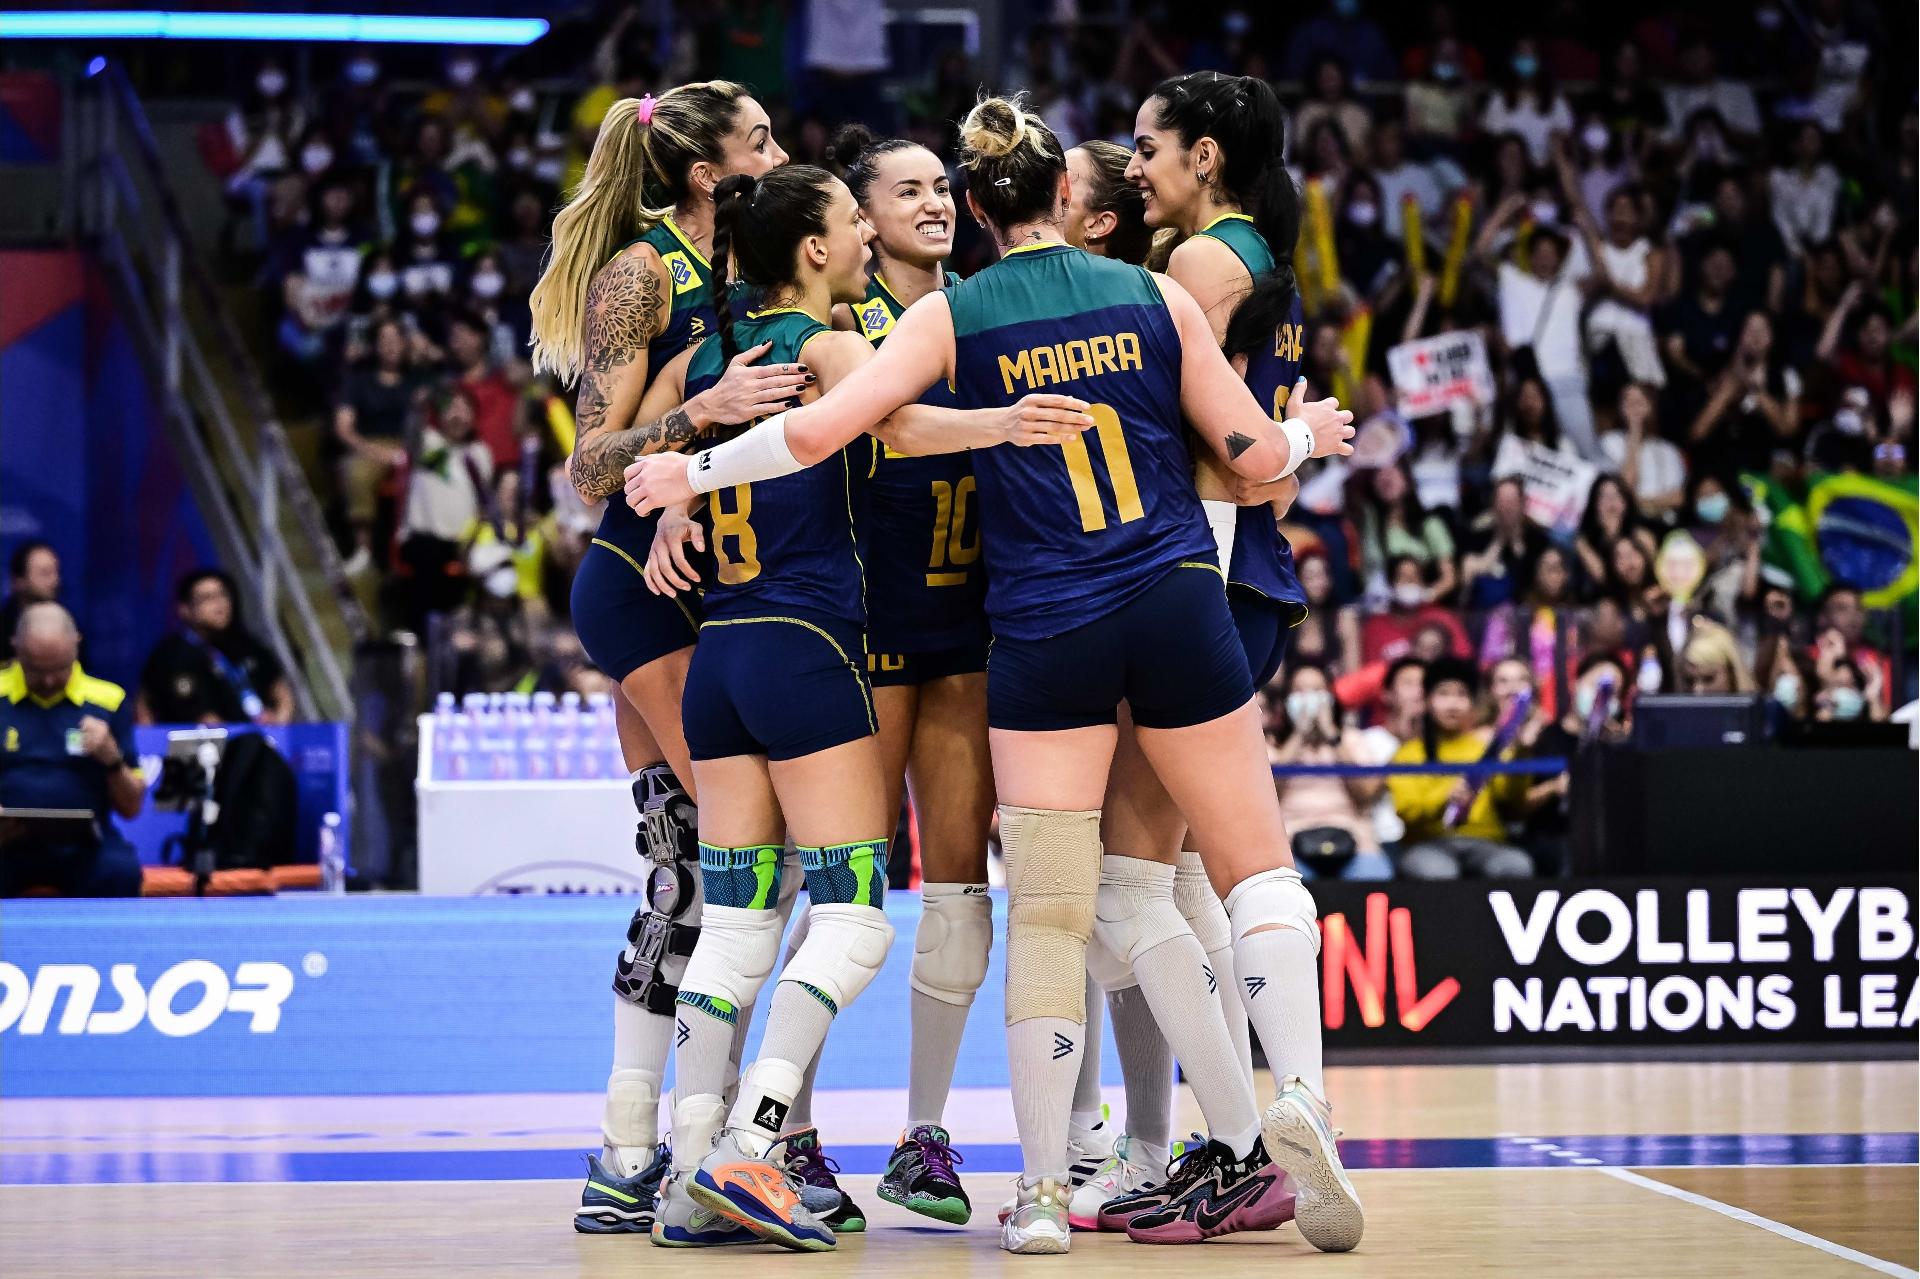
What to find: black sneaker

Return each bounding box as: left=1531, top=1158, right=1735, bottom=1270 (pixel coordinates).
left=1094, top=1134, right=1217, bottom=1231
left=1123, top=1137, right=1296, bottom=1244
left=777, top=1127, right=866, bottom=1233
left=877, top=1124, right=971, bottom=1224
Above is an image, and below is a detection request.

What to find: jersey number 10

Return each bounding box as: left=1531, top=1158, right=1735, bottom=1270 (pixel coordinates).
left=1060, top=403, right=1143, bottom=533
left=927, top=476, right=980, bottom=586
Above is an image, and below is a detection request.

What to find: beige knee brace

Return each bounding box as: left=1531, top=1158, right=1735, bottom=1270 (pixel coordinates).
left=999, top=805, right=1101, bottom=1025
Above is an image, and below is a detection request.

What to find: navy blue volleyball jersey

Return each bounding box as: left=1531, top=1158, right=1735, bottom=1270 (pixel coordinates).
left=857, top=272, right=990, bottom=651
left=1197, top=214, right=1308, bottom=621
left=592, top=216, right=718, bottom=562
left=684, top=309, right=873, bottom=625
left=948, top=243, right=1215, bottom=641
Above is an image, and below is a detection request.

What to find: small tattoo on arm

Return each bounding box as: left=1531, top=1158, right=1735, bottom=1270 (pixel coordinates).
left=1225, top=430, right=1257, bottom=460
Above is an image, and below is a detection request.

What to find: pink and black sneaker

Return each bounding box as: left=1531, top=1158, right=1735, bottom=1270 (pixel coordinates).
left=1121, top=1137, right=1296, bottom=1245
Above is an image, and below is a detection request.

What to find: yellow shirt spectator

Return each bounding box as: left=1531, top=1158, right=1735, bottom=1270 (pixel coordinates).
left=1388, top=726, right=1525, bottom=844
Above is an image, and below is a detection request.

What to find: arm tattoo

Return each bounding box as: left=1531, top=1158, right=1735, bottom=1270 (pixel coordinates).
left=568, top=254, right=668, bottom=499
left=570, top=406, right=701, bottom=503
left=1224, top=430, right=1257, bottom=460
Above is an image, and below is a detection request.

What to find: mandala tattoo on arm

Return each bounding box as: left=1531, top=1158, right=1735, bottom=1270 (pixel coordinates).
left=568, top=253, right=670, bottom=501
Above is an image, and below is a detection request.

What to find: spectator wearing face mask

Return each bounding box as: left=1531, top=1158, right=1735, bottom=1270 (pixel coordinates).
left=1388, top=657, right=1533, bottom=879
left=1480, top=38, right=1574, bottom=168
left=220, top=59, right=306, bottom=247
left=1335, top=173, right=1398, bottom=297
left=1267, top=662, right=1396, bottom=880
left=1581, top=39, right=1666, bottom=154
left=394, top=190, right=458, bottom=334
left=1677, top=472, right=1763, bottom=625
left=269, top=176, right=368, bottom=377
left=1813, top=649, right=1877, bottom=723
left=1811, top=584, right=1895, bottom=718
left=1360, top=555, right=1471, bottom=667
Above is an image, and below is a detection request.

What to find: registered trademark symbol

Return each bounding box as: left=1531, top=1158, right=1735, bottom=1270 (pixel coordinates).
left=302, top=952, right=328, bottom=978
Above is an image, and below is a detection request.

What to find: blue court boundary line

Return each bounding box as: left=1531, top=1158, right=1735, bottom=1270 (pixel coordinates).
left=5, top=1132, right=1913, bottom=1185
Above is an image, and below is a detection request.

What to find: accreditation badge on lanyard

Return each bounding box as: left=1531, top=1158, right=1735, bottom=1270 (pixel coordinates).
left=188, top=631, right=266, bottom=721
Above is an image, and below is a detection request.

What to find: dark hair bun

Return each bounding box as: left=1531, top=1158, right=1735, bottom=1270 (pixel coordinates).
left=827, top=122, right=877, bottom=174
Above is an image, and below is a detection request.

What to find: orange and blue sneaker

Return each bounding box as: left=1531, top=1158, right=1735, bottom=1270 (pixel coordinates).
left=688, top=1129, right=837, bottom=1252
left=649, top=1168, right=755, bottom=1248
left=1121, top=1136, right=1296, bottom=1244
left=776, top=1128, right=867, bottom=1232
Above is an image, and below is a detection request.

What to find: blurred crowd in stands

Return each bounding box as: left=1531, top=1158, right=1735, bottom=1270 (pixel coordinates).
left=198, top=0, right=1915, bottom=876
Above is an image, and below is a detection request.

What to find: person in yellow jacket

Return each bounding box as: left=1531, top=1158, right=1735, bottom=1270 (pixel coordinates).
left=1387, top=657, right=1533, bottom=878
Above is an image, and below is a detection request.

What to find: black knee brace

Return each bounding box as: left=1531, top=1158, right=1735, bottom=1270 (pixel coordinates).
left=615, top=764, right=702, bottom=1014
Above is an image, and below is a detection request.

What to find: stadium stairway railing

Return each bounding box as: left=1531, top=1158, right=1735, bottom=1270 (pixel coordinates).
left=62, top=59, right=367, bottom=720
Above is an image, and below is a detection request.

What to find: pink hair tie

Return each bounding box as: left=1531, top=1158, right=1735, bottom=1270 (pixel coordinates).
left=635, top=93, right=655, bottom=125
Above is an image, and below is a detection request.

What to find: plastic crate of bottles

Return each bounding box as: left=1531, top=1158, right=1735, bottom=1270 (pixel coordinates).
left=422, top=690, right=626, bottom=782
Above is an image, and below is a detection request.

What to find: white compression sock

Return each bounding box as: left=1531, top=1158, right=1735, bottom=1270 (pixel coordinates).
left=603, top=996, right=669, bottom=1177
left=1009, top=1016, right=1085, bottom=1183
left=1105, top=983, right=1172, bottom=1154
left=1100, top=855, right=1260, bottom=1159
left=1072, top=970, right=1105, bottom=1129
left=907, top=882, right=992, bottom=1128
left=1224, top=869, right=1326, bottom=1100
left=1176, top=850, right=1254, bottom=1090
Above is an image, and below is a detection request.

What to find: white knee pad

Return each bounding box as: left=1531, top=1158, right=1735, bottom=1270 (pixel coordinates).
left=1223, top=866, right=1320, bottom=956
left=1085, top=931, right=1136, bottom=992
left=679, top=904, right=783, bottom=1012
left=669, top=1091, right=728, bottom=1173
left=911, top=882, right=993, bottom=1007
left=776, top=903, right=894, bottom=1012
left=999, top=805, right=1101, bottom=1024
left=601, top=1068, right=661, bottom=1151
left=1174, top=849, right=1233, bottom=955
left=1093, top=855, right=1190, bottom=965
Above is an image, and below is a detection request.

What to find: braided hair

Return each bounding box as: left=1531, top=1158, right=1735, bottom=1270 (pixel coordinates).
left=708, top=166, right=840, bottom=361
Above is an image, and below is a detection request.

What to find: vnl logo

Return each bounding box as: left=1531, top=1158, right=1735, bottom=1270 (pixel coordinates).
left=1321, top=892, right=1461, bottom=1032
left=0, top=961, right=297, bottom=1036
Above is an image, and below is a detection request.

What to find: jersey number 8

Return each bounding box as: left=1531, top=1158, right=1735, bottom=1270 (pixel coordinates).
left=711, top=485, right=761, bottom=584
left=1060, top=403, right=1143, bottom=533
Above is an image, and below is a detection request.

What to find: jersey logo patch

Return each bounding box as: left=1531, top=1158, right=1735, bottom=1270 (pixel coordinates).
left=660, top=250, right=699, bottom=295
left=752, top=1094, right=790, bottom=1132
left=688, top=314, right=707, bottom=339
left=858, top=299, right=895, bottom=341
left=3, top=727, right=16, bottom=752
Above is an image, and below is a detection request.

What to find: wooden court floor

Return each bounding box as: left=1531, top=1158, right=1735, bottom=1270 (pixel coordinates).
left=2, top=1061, right=1914, bottom=1277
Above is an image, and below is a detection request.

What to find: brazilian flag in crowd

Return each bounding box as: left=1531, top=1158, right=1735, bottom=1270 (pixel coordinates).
left=1747, top=471, right=1920, bottom=634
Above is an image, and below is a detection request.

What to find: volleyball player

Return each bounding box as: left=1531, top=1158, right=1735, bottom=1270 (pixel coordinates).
left=824, top=124, right=993, bottom=1225
left=1088, top=73, right=1323, bottom=1237
left=623, top=96, right=1365, bottom=1256
left=626, top=164, right=1093, bottom=1251
left=528, top=82, right=814, bottom=1233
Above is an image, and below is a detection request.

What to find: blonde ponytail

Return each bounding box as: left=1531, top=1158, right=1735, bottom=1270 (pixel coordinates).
left=529, top=80, right=753, bottom=384
left=529, top=97, right=655, bottom=383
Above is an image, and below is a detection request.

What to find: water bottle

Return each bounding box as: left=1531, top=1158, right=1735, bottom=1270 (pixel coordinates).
left=430, top=694, right=458, bottom=780
left=440, top=711, right=472, bottom=780
left=550, top=699, right=580, bottom=779
left=521, top=695, right=553, bottom=781
left=318, top=813, right=346, bottom=894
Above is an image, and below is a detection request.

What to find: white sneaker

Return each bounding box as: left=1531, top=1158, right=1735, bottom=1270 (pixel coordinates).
left=994, top=1110, right=1118, bottom=1225
left=1001, top=1177, right=1071, bottom=1255
left=1066, top=1133, right=1161, bottom=1230
left=1260, top=1076, right=1364, bottom=1252
left=1065, top=1110, right=1114, bottom=1187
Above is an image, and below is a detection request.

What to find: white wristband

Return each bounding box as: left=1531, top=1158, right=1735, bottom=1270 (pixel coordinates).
left=1271, top=417, right=1315, bottom=481
left=688, top=411, right=803, bottom=494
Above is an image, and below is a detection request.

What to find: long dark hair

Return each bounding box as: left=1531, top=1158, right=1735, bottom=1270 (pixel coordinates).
left=708, top=166, right=839, bottom=361
left=1578, top=473, right=1644, bottom=552
left=1147, top=72, right=1301, bottom=365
